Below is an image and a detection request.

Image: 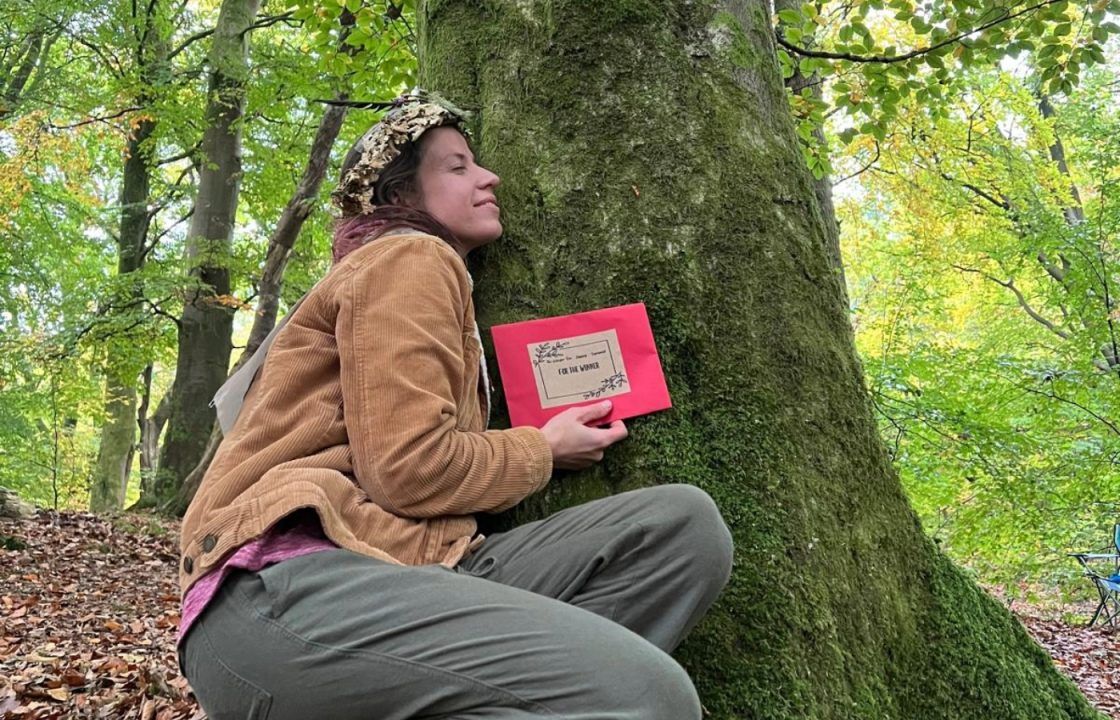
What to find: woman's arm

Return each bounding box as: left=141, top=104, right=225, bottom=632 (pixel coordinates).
left=337, top=235, right=552, bottom=518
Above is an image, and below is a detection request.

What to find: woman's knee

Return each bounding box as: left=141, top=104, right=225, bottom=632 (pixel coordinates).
left=631, top=649, right=702, bottom=720
left=579, top=638, right=701, bottom=720
left=641, top=484, right=734, bottom=580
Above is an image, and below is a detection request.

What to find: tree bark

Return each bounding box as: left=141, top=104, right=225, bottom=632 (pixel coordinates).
left=150, top=0, right=262, bottom=507
left=418, top=1, right=1098, bottom=717
left=90, top=1, right=168, bottom=512
left=137, top=366, right=171, bottom=498
left=167, top=97, right=350, bottom=516
left=0, top=486, right=36, bottom=519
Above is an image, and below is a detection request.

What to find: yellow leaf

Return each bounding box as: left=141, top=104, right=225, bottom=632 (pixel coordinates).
left=47, top=686, right=70, bottom=702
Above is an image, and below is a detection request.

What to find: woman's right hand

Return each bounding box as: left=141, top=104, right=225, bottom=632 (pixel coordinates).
left=540, top=401, right=629, bottom=470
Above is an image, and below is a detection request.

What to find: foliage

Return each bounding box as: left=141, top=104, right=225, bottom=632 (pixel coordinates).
left=773, top=0, right=1120, bottom=178
left=838, top=59, right=1119, bottom=597
left=0, top=0, right=419, bottom=508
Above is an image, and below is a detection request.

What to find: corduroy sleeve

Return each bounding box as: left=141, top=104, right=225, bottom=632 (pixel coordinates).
left=336, top=236, right=553, bottom=518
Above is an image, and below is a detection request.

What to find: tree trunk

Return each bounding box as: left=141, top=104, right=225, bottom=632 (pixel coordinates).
left=0, top=486, right=37, bottom=519
left=91, top=1, right=167, bottom=512
left=137, top=366, right=171, bottom=501
left=168, top=97, right=350, bottom=516
left=90, top=372, right=138, bottom=511
left=419, top=1, right=1099, bottom=718
left=150, top=0, right=262, bottom=507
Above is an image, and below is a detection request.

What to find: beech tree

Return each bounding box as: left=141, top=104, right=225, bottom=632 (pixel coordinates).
left=150, top=0, right=263, bottom=505
left=419, top=0, right=1101, bottom=717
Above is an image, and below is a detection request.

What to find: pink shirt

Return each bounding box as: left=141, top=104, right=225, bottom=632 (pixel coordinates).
left=178, top=513, right=337, bottom=644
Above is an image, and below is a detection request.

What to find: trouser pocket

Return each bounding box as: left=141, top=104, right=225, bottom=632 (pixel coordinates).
left=182, top=614, right=273, bottom=720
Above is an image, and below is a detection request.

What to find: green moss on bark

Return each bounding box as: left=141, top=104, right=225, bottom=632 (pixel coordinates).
left=418, top=0, right=1101, bottom=717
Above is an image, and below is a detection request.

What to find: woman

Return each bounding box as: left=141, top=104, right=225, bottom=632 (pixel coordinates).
left=178, top=91, right=733, bottom=720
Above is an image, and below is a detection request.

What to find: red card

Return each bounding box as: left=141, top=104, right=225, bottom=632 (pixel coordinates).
left=490, top=303, right=672, bottom=428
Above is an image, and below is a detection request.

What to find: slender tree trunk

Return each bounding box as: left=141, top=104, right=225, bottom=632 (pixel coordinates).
left=150, top=0, right=263, bottom=507
left=90, top=122, right=154, bottom=511
left=419, top=1, right=1099, bottom=717
left=90, top=3, right=168, bottom=512
left=168, top=98, right=350, bottom=515
left=137, top=365, right=170, bottom=498
left=90, top=373, right=139, bottom=511
left=1038, top=94, right=1084, bottom=227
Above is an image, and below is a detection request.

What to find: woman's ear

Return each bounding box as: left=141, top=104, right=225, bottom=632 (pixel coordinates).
left=391, top=186, right=420, bottom=209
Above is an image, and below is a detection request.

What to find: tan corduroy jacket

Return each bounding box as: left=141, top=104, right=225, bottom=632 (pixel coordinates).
left=178, top=232, right=553, bottom=596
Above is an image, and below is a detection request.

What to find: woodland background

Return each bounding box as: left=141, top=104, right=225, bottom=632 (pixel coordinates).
left=1, top=0, right=1118, bottom=605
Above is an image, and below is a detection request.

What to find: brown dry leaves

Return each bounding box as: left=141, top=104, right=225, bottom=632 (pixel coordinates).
left=0, top=512, right=200, bottom=719
left=1015, top=605, right=1119, bottom=718
left=1, top=511, right=1117, bottom=719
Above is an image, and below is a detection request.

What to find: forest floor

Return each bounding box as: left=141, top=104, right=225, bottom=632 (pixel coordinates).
left=0, top=511, right=1117, bottom=720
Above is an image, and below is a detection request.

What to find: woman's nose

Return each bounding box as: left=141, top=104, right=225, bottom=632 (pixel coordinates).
left=479, top=166, right=500, bottom=188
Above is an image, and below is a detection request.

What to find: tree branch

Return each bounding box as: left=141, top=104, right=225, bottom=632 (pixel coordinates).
left=951, top=264, right=1071, bottom=339
left=240, top=12, right=297, bottom=37
left=47, top=106, right=141, bottom=130
left=833, top=140, right=879, bottom=186
left=1018, top=384, right=1120, bottom=438
left=167, top=28, right=215, bottom=62
left=775, top=0, right=1064, bottom=64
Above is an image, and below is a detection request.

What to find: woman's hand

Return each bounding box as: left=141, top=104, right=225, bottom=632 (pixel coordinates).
left=540, top=401, right=629, bottom=470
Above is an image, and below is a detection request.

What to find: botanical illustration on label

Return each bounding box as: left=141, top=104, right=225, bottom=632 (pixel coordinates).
left=528, top=329, right=630, bottom=408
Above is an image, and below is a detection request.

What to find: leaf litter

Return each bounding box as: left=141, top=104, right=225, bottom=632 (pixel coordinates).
left=1, top=511, right=1116, bottom=718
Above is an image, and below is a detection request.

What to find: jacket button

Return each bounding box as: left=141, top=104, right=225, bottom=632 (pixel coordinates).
left=183, top=556, right=194, bottom=574
left=201, top=534, right=217, bottom=553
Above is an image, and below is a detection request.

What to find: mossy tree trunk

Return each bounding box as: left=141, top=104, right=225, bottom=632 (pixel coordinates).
left=418, top=1, right=1100, bottom=718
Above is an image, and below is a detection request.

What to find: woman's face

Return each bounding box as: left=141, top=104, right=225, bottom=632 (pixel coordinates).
left=408, top=126, right=502, bottom=254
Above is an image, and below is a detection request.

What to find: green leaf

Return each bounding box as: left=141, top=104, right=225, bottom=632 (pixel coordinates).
left=1054, top=22, right=1071, bottom=37
left=777, top=9, right=802, bottom=25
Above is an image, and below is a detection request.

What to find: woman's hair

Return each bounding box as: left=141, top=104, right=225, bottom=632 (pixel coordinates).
left=331, top=126, right=462, bottom=264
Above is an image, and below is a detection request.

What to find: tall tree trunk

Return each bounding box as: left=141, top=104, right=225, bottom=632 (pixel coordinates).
left=90, top=123, right=154, bottom=511
left=90, top=2, right=168, bottom=512
left=168, top=98, right=350, bottom=516
left=150, top=0, right=262, bottom=507
left=419, top=1, right=1098, bottom=718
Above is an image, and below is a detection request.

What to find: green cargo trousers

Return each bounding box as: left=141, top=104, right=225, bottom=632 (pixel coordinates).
left=179, top=484, right=734, bottom=719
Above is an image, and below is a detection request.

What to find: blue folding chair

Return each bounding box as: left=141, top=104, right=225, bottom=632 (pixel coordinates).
left=1070, top=523, right=1120, bottom=627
